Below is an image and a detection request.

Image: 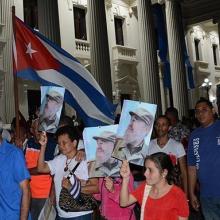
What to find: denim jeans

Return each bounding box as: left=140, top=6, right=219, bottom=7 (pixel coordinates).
left=200, top=197, right=220, bottom=220
left=56, top=213, right=93, bottom=220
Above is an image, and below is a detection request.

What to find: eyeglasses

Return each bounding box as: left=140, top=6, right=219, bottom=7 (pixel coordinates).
left=195, top=108, right=210, bottom=115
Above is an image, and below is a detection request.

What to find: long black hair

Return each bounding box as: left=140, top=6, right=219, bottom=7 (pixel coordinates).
left=145, top=152, right=179, bottom=185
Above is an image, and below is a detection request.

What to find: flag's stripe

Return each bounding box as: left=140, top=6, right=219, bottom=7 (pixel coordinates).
left=14, top=17, right=115, bottom=126
left=36, top=69, right=114, bottom=124
left=58, top=64, right=114, bottom=116
left=64, top=90, right=113, bottom=126
left=38, top=37, right=114, bottom=114
left=36, top=33, right=104, bottom=96
left=17, top=68, right=114, bottom=124
left=35, top=29, right=114, bottom=117
left=16, top=17, right=80, bottom=64
left=16, top=68, right=114, bottom=126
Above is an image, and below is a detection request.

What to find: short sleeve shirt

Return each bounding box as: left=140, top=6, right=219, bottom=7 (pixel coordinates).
left=132, top=183, right=189, bottom=220
left=148, top=138, right=185, bottom=165
left=47, top=154, right=91, bottom=218
left=187, top=120, right=220, bottom=197
left=0, top=140, right=30, bottom=219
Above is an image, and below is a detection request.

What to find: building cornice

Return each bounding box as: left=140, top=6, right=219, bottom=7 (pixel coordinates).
left=182, top=0, right=220, bottom=25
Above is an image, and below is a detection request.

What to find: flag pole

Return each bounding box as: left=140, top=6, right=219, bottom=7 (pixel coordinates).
left=12, top=5, right=20, bottom=139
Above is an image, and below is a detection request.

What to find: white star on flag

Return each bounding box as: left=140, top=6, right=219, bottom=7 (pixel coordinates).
left=26, top=42, right=37, bottom=58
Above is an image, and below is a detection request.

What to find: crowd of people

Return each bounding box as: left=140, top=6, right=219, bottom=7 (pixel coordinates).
left=0, top=97, right=220, bottom=220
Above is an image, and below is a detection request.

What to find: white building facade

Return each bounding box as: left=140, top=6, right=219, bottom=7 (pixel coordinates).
left=0, top=0, right=220, bottom=123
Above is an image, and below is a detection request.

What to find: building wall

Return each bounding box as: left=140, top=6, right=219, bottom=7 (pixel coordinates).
left=186, top=22, right=220, bottom=108
left=1, top=0, right=220, bottom=122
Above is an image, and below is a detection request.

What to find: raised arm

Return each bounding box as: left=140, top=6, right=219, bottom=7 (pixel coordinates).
left=20, top=179, right=30, bottom=220
left=37, top=132, right=50, bottom=173
left=120, top=160, right=137, bottom=207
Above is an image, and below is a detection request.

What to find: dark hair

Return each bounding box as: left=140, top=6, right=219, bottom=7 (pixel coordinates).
left=195, top=97, right=213, bottom=109
left=165, top=107, right=179, bottom=119
left=56, top=125, right=80, bottom=143
left=59, top=115, right=75, bottom=128
left=155, top=115, right=171, bottom=126
left=145, top=152, right=178, bottom=185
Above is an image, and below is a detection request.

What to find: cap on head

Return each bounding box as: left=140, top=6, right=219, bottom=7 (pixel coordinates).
left=129, top=108, right=154, bottom=126
left=46, top=90, right=63, bottom=104
left=93, top=131, right=116, bottom=143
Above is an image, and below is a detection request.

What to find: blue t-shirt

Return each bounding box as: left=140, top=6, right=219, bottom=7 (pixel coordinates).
left=0, top=140, right=30, bottom=220
left=187, top=120, right=220, bottom=198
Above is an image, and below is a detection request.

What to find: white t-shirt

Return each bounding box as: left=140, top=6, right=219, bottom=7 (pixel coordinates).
left=148, top=138, right=186, bottom=164
left=47, top=154, right=92, bottom=218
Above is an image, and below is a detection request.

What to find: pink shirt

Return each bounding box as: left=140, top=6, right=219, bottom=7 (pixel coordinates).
left=94, top=177, right=136, bottom=220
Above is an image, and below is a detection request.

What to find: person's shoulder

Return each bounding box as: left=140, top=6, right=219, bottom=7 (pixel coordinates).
left=5, top=141, right=25, bottom=159
left=5, top=141, right=20, bottom=152
left=149, top=138, right=157, bottom=145
left=169, top=138, right=183, bottom=146
left=214, top=120, right=220, bottom=127
left=79, top=159, right=88, bottom=167
left=189, top=126, right=202, bottom=137
left=136, top=182, right=148, bottom=192
left=54, top=153, right=65, bottom=161
left=171, top=185, right=185, bottom=196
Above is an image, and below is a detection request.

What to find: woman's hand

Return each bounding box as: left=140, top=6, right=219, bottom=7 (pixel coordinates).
left=104, top=177, right=114, bottom=193
left=62, top=177, right=72, bottom=191
left=120, top=160, right=130, bottom=180
left=75, top=150, right=85, bottom=161
left=38, top=131, right=47, bottom=147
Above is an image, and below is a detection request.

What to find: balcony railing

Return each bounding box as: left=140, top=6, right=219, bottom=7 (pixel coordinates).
left=194, top=60, right=210, bottom=86
left=112, top=45, right=137, bottom=64
left=194, top=60, right=209, bottom=75
left=214, top=65, right=220, bottom=77
left=74, top=39, right=90, bottom=59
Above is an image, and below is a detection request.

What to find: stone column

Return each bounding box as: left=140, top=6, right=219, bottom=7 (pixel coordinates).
left=137, top=0, right=162, bottom=114
left=87, top=0, right=112, bottom=100
left=218, top=22, right=220, bottom=46
left=165, top=0, right=189, bottom=117
left=0, top=0, right=14, bottom=123
left=38, top=0, right=60, bottom=45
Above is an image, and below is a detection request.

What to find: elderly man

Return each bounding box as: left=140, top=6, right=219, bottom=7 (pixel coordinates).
left=0, top=120, right=30, bottom=220
left=90, top=131, right=121, bottom=177
left=112, top=108, right=154, bottom=165
left=39, top=90, right=63, bottom=133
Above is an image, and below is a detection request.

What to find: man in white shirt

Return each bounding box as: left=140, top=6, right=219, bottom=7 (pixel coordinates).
left=148, top=115, right=188, bottom=194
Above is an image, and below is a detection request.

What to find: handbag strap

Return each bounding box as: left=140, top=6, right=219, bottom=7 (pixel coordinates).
left=67, top=162, right=81, bottom=180
left=140, top=184, right=152, bottom=220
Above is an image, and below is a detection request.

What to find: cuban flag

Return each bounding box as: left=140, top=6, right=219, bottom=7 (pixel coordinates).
left=13, top=16, right=115, bottom=126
